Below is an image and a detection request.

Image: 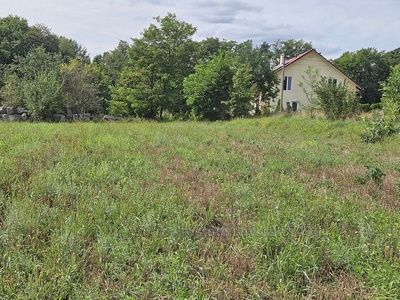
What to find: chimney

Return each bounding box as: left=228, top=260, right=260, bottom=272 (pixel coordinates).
left=280, top=53, right=286, bottom=65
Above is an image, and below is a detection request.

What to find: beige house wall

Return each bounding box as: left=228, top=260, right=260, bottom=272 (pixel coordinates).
left=271, top=50, right=360, bottom=111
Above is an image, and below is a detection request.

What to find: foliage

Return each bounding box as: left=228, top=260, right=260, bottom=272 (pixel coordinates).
left=362, top=65, right=400, bottom=143
left=355, top=165, right=385, bottom=186
left=194, top=37, right=236, bottom=63
left=0, top=15, right=30, bottom=65
left=381, top=64, right=400, bottom=119
left=271, top=39, right=313, bottom=62
left=92, top=40, right=130, bottom=86
left=298, top=66, right=321, bottom=117
left=299, top=67, right=360, bottom=120
left=333, top=48, right=391, bottom=104
left=361, top=111, right=396, bottom=143
left=184, top=50, right=255, bottom=120
left=58, top=36, right=90, bottom=63
left=111, top=13, right=197, bottom=119
left=235, top=40, right=279, bottom=114
left=26, top=23, right=60, bottom=54
left=1, top=47, right=64, bottom=120
left=315, top=78, right=360, bottom=120
left=108, top=86, right=135, bottom=117
left=59, top=59, right=104, bottom=115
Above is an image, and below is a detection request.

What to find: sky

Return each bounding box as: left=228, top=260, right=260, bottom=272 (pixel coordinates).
left=1, top=0, right=399, bottom=60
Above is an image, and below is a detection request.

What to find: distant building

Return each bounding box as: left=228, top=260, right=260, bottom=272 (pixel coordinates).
left=271, top=49, right=362, bottom=112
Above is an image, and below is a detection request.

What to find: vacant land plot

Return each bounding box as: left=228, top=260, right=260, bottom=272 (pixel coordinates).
left=0, top=116, right=399, bottom=299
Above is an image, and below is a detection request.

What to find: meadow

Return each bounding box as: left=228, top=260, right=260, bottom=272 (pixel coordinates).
left=0, top=116, right=399, bottom=299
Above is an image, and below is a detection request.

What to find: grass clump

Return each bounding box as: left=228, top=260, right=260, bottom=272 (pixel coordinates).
left=0, top=116, right=399, bottom=299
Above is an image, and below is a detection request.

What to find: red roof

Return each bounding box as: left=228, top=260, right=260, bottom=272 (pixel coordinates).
left=274, top=49, right=362, bottom=91
left=274, top=48, right=314, bottom=72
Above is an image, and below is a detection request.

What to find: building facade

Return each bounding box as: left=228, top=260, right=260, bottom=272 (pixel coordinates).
left=272, top=49, right=362, bottom=112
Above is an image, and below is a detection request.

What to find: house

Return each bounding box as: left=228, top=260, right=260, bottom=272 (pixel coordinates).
left=271, top=49, right=362, bottom=112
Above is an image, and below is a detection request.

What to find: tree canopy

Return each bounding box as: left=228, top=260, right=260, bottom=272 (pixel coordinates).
left=0, top=13, right=399, bottom=122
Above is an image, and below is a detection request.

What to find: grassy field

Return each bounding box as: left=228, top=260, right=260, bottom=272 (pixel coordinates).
left=0, top=116, right=399, bottom=299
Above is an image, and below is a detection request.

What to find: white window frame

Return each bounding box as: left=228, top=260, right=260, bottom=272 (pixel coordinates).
left=284, top=76, right=292, bottom=91
left=328, top=78, right=337, bottom=86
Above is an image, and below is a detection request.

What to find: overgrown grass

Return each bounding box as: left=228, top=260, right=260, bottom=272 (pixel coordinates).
left=0, top=116, right=399, bottom=299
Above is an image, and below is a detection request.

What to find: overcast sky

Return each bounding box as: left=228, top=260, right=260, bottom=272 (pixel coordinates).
left=1, top=0, right=399, bottom=60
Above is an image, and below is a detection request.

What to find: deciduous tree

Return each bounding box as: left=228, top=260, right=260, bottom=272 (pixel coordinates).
left=111, top=13, right=197, bottom=119
left=60, top=59, right=103, bottom=115
left=1, top=47, right=64, bottom=120
left=333, top=48, right=390, bottom=104
left=184, top=50, right=254, bottom=120
left=0, top=15, right=30, bottom=65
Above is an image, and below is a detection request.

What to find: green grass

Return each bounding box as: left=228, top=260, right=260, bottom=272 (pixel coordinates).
left=0, top=116, right=399, bottom=299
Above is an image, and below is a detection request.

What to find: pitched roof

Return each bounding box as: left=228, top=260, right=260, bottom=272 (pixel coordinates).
left=274, top=49, right=362, bottom=91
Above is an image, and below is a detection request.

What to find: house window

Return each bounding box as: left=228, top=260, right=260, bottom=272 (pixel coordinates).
left=284, top=76, right=292, bottom=91
left=328, top=78, right=337, bottom=86
left=292, top=101, right=298, bottom=111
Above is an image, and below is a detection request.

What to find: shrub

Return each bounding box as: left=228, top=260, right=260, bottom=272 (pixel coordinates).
left=355, top=165, right=385, bottom=186
left=371, top=103, right=382, bottom=110
left=315, top=78, right=360, bottom=120
left=361, top=103, right=371, bottom=112
left=361, top=111, right=396, bottom=143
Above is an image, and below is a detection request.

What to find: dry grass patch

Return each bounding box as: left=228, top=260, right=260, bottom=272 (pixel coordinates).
left=159, top=157, right=222, bottom=210
left=301, top=164, right=400, bottom=211
left=303, top=272, right=375, bottom=300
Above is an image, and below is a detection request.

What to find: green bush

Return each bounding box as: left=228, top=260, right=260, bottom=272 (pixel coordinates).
left=315, top=78, right=360, bottom=120
left=361, top=103, right=372, bottom=112
left=361, top=112, right=397, bottom=143
left=371, top=103, right=382, bottom=110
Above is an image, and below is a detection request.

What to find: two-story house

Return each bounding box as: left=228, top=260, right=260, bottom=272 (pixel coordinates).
left=271, top=49, right=362, bottom=112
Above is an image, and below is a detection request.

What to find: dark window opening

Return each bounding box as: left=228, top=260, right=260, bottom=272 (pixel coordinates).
left=284, top=76, right=292, bottom=91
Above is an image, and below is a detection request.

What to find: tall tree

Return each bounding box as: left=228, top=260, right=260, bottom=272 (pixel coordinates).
left=93, top=40, right=130, bottom=85
left=60, top=59, right=103, bottom=115
left=272, top=39, right=313, bottom=62
left=26, top=23, right=59, bottom=54
left=235, top=40, right=278, bottom=114
left=333, top=48, right=390, bottom=104
left=59, top=36, right=90, bottom=63
left=194, top=37, right=236, bottom=63
left=184, top=50, right=254, bottom=121
left=384, top=48, right=400, bottom=68
left=0, top=15, right=30, bottom=65
left=111, top=13, right=197, bottom=119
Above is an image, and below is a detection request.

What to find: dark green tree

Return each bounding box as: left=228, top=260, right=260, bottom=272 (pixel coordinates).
left=333, top=48, right=390, bottom=104
left=59, top=36, right=90, bottom=63
left=0, top=15, right=30, bottom=65
left=384, top=48, right=400, bottom=68
left=271, top=39, right=313, bottom=62
left=235, top=40, right=279, bottom=114
left=184, top=50, right=255, bottom=120
left=93, top=40, right=130, bottom=85
left=111, top=13, right=197, bottom=119
left=26, top=23, right=59, bottom=54
left=60, top=59, right=103, bottom=115
left=194, top=37, right=236, bottom=63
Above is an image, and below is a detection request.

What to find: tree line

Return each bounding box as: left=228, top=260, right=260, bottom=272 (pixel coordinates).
left=1, top=13, right=399, bottom=121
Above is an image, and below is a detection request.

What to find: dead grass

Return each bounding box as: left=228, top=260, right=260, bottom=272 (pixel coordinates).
left=303, top=272, right=375, bottom=300
left=300, top=164, right=400, bottom=211
left=159, top=156, right=222, bottom=211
